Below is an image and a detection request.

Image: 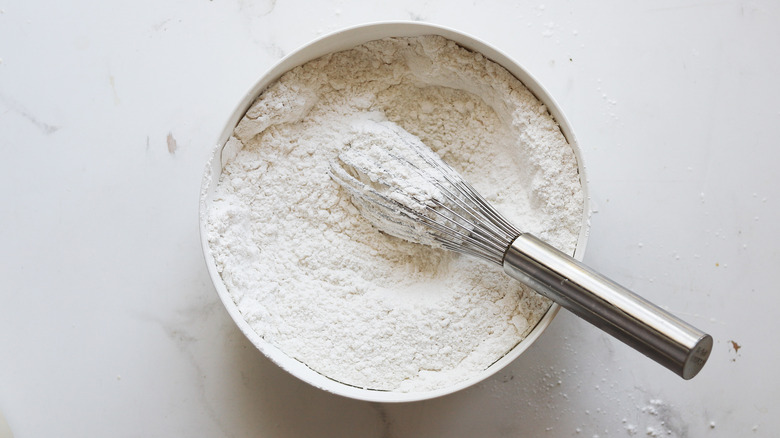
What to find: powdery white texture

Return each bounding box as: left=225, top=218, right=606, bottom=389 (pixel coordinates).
left=206, top=36, right=583, bottom=392
left=330, top=120, right=467, bottom=249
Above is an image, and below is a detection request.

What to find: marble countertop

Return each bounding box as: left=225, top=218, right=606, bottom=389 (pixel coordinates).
left=1, top=1, right=777, bottom=437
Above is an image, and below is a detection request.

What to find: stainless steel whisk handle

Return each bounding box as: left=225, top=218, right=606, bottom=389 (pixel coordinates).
left=503, top=234, right=712, bottom=380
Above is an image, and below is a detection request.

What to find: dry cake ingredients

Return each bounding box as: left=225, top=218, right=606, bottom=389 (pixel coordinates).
left=206, top=36, right=583, bottom=392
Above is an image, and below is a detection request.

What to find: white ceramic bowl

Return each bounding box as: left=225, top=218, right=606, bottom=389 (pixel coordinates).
left=199, top=21, right=591, bottom=402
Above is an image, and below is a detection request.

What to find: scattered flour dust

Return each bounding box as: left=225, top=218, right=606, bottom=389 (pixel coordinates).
left=205, top=36, right=583, bottom=392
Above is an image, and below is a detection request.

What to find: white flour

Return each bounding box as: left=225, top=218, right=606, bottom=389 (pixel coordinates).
left=206, top=36, right=583, bottom=392
left=330, top=120, right=474, bottom=250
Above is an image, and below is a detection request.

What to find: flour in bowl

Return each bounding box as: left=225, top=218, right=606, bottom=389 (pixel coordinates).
left=205, top=36, right=583, bottom=392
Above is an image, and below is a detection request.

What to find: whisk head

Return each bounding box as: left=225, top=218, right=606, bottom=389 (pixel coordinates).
left=329, top=120, right=521, bottom=266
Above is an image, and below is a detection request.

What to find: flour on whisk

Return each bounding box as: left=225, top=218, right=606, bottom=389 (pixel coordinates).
left=332, top=120, right=464, bottom=249
left=206, top=36, right=583, bottom=392
left=341, top=120, right=448, bottom=213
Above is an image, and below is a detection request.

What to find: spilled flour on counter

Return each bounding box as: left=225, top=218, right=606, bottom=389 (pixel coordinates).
left=206, top=36, right=583, bottom=392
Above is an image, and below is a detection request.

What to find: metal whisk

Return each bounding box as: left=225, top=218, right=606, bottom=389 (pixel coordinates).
left=330, top=120, right=712, bottom=380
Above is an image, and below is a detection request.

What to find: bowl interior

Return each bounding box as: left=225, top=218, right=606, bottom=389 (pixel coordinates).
left=199, top=21, right=590, bottom=402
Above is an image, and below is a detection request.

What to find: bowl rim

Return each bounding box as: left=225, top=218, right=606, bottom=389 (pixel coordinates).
left=199, top=20, right=591, bottom=403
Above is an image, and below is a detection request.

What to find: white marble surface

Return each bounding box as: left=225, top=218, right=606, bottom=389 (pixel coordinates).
left=0, top=1, right=778, bottom=436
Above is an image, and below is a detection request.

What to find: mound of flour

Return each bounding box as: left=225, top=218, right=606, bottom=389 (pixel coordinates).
left=206, top=36, right=583, bottom=392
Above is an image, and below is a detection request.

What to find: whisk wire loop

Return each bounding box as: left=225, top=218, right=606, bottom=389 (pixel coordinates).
left=330, top=134, right=521, bottom=266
